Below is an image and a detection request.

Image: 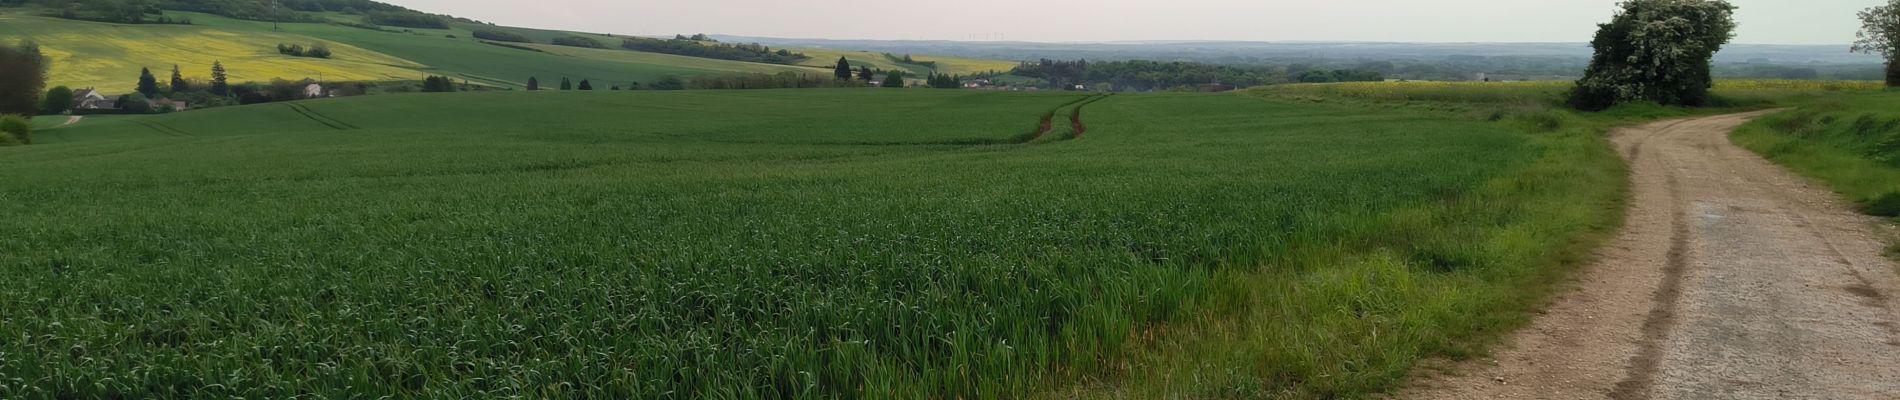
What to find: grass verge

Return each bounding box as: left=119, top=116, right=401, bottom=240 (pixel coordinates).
left=1043, top=88, right=1717, bottom=398
left=1730, top=91, right=1900, bottom=260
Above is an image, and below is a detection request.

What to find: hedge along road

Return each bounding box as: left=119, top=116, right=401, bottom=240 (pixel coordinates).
left=1402, top=111, right=1900, bottom=399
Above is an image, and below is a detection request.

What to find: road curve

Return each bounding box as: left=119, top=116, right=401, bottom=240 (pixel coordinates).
left=1401, top=111, right=1900, bottom=399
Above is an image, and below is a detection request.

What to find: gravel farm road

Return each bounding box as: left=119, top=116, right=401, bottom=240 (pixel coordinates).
left=1401, top=111, right=1900, bottom=400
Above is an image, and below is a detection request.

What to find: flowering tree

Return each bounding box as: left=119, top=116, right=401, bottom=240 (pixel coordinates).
left=1854, top=0, right=1900, bottom=87
left=1569, top=0, right=1737, bottom=111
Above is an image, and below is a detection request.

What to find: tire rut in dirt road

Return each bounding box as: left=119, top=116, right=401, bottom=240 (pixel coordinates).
left=1400, top=111, right=1900, bottom=400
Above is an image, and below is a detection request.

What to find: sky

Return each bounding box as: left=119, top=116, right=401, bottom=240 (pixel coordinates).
left=382, top=0, right=1872, bottom=45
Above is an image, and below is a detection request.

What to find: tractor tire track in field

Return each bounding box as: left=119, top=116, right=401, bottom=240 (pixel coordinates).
left=286, top=103, right=359, bottom=130
left=1068, top=94, right=1111, bottom=139
left=1021, top=94, right=1105, bottom=144
left=133, top=120, right=193, bottom=137
left=1402, top=111, right=1900, bottom=399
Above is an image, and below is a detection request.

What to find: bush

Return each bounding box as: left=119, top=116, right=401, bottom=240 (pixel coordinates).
left=0, top=115, right=29, bottom=145
left=305, top=44, right=331, bottom=58
left=472, top=29, right=530, bottom=43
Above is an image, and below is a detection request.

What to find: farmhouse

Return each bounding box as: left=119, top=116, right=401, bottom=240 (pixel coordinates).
left=71, top=88, right=117, bottom=111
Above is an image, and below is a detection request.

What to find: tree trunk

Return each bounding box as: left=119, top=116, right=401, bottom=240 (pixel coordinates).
left=1888, top=60, right=1900, bottom=88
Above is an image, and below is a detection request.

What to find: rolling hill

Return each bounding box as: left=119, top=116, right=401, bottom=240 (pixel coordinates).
left=0, top=6, right=1016, bottom=92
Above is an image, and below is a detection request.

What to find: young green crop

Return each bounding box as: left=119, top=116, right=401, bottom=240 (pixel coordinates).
left=2, top=89, right=1623, bottom=398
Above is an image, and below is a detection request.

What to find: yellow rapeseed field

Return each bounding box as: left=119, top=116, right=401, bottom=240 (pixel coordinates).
left=3, top=15, right=426, bottom=92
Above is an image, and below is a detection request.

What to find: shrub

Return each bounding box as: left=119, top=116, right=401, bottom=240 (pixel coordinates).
left=472, top=29, right=530, bottom=43
left=305, top=44, right=332, bottom=58
left=0, top=115, right=29, bottom=145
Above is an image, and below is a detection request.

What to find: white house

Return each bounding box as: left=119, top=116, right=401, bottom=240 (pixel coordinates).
left=71, top=88, right=116, bottom=110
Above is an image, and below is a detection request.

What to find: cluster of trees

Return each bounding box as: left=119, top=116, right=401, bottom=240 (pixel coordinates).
left=273, top=0, right=408, bottom=13
left=1012, top=59, right=1352, bottom=91
left=275, top=43, right=332, bottom=58
left=551, top=36, right=606, bottom=49
left=620, top=37, right=808, bottom=65
left=472, top=29, right=529, bottom=43
left=520, top=73, right=859, bottom=91
left=881, top=71, right=907, bottom=87
left=688, top=72, right=861, bottom=90
left=52, top=61, right=336, bottom=114
left=524, top=76, right=686, bottom=91
left=420, top=75, right=459, bottom=92
left=673, top=33, right=714, bottom=42
left=108, top=63, right=236, bottom=112
left=35, top=0, right=182, bottom=24
left=831, top=58, right=878, bottom=83
left=924, top=73, right=962, bottom=89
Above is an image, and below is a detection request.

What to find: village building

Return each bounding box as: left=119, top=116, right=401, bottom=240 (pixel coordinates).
left=71, top=88, right=117, bottom=111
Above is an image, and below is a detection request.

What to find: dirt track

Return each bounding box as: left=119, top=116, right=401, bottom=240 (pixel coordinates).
left=1402, top=111, right=1900, bottom=399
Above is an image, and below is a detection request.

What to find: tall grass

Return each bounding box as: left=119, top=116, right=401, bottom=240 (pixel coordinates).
left=1732, top=92, right=1900, bottom=221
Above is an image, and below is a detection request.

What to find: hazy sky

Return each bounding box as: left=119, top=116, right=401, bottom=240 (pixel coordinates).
left=382, top=0, right=1871, bottom=44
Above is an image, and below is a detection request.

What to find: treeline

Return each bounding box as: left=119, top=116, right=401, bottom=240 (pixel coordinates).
left=620, top=37, right=809, bottom=65
left=551, top=36, right=606, bottom=49
left=520, top=73, right=862, bottom=91
left=11, top=0, right=460, bottom=26
left=362, top=10, right=446, bottom=29
left=1009, top=59, right=1384, bottom=91
left=472, top=29, right=529, bottom=43
left=688, top=72, right=861, bottom=90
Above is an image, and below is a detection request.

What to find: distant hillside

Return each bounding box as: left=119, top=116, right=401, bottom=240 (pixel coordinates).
left=0, top=1, right=1018, bottom=92
left=716, top=36, right=1886, bottom=81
